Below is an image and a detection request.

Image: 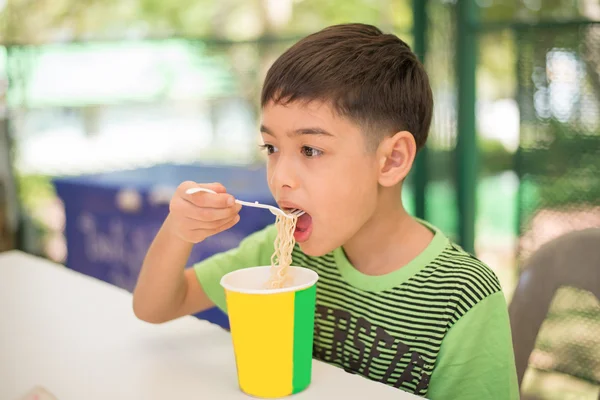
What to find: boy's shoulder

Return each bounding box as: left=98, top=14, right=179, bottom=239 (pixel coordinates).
left=431, top=239, right=501, bottom=287
left=439, top=239, right=501, bottom=291
left=412, top=236, right=504, bottom=324
left=414, top=219, right=502, bottom=298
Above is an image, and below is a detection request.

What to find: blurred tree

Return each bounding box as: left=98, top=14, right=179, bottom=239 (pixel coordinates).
left=2, top=0, right=595, bottom=43
left=0, top=0, right=407, bottom=43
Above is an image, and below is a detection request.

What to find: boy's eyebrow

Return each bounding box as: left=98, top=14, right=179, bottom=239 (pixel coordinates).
left=291, top=127, right=334, bottom=137
left=260, top=124, right=334, bottom=137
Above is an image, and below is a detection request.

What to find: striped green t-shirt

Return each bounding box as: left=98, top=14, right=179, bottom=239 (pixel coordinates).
left=194, top=221, right=519, bottom=399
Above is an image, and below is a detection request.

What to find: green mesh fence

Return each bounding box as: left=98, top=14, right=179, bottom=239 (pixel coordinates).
left=515, top=22, right=600, bottom=387
left=516, top=22, right=600, bottom=259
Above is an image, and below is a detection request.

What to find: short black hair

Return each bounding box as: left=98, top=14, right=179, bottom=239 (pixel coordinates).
left=261, top=23, right=433, bottom=150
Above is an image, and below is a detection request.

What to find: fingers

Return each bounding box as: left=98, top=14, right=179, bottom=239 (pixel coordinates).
left=178, top=181, right=235, bottom=208
left=184, top=203, right=242, bottom=224
left=179, top=181, right=227, bottom=194
left=175, top=214, right=241, bottom=244
left=188, top=191, right=235, bottom=209
left=169, top=181, right=242, bottom=243
left=198, top=214, right=241, bottom=236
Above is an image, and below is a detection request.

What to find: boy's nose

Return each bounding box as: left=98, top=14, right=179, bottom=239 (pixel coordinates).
left=269, top=157, right=299, bottom=191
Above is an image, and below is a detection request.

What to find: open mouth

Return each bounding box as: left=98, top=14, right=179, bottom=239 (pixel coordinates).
left=281, top=206, right=313, bottom=243
left=295, top=212, right=312, bottom=232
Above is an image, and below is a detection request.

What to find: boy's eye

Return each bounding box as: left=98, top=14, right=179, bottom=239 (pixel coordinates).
left=259, top=144, right=278, bottom=155
left=301, top=146, right=323, bottom=158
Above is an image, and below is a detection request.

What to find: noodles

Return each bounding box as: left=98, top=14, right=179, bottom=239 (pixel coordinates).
left=265, top=214, right=298, bottom=289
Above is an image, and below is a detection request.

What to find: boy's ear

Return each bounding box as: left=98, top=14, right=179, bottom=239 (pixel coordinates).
left=376, top=131, right=417, bottom=187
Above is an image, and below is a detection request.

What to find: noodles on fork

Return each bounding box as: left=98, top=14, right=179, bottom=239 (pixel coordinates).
left=265, top=213, right=298, bottom=289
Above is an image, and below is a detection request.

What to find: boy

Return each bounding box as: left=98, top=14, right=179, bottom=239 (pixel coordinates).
left=133, top=23, right=519, bottom=399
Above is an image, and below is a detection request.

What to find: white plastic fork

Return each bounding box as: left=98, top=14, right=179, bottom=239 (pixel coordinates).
left=185, top=187, right=304, bottom=219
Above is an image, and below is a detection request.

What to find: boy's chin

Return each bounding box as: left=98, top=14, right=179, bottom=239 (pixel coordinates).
left=297, top=240, right=336, bottom=258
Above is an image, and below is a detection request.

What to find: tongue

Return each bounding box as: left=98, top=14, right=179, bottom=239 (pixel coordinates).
left=295, top=213, right=312, bottom=231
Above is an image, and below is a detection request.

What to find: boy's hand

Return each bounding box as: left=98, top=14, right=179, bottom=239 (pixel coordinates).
left=168, top=181, right=242, bottom=244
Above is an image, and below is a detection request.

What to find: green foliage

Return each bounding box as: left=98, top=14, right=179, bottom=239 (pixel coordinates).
left=478, top=0, right=592, bottom=22
left=480, top=137, right=514, bottom=174
left=422, top=137, right=514, bottom=182
left=520, top=119, right=600, bottom=211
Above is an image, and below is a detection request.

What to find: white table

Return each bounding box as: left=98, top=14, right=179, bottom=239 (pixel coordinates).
left=0, top=250, right=420, bottom=400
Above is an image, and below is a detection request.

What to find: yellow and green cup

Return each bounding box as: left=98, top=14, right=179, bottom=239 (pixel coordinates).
left=220, top=266, right=319, bottom=398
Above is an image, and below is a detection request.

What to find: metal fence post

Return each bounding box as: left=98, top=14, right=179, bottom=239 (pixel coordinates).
left=456, top=0, right=478, bottom=254
left=412, top=0, right=429, bottom=221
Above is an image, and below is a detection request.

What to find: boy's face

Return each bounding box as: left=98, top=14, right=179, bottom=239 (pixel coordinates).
left=261, top=100, right=381, bottom=256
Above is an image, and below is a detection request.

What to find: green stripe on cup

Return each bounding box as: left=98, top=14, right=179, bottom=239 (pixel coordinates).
left=292, top=284, right=317, bottom=394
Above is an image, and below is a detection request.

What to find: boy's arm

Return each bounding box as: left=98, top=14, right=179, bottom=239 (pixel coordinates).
left=427, top=292, right=520, bottom=400
left=133, top=215, right=206, bottom=323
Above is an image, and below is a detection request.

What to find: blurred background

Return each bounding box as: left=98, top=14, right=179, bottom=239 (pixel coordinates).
left=0, top=0, right=598, bottom=398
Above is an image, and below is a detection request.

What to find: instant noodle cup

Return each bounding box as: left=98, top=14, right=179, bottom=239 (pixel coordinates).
left=220, top=266, right=319, bottom=398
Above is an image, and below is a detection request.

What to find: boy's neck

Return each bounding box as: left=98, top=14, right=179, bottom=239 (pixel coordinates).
left=342, top=189, right=434, bottom=276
